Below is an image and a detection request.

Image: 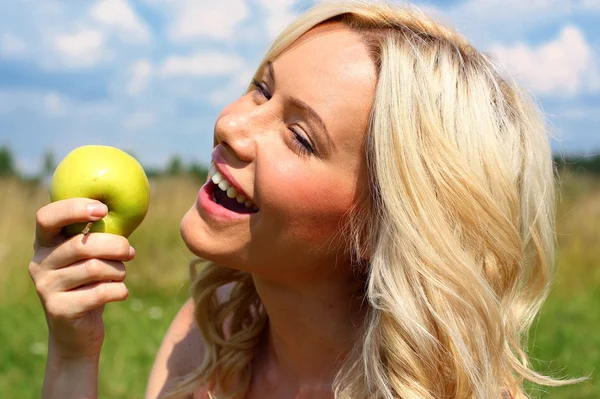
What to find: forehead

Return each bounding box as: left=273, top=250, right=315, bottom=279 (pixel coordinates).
left=272, top=21, right=377, bottom=156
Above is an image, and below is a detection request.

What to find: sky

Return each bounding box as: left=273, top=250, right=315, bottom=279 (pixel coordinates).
left=0, top=0, right=599, bottom=176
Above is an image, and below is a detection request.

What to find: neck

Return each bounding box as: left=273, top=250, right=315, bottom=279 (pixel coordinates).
left=251, top=268, right=367, bottom=393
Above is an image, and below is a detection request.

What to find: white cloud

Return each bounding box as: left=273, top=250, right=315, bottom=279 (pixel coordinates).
left=160, top=52, right=245, bottom=76
left=0, top=92, right=11, bottom=115
left=559, top=105, right=600, bottom=122
left=1, top=0, right=149, bottom=70
left=0, top=89, right=72, bottom=117
left=52, top=29, right=107, bottom=68
left=255, top=0, right=299, bottom=39
left=426, top=0, right=600, bottom=49
left=168, top=0, right=249, bottom=42
left=44, top=93, right=67, bottom=117
left=124, top=111, right=156, bottom=132
left=428, top=0, right=575, bottom=48
left=209, top=69, right=254, bottom=105
left=491, top=25, right=599, bottom=97
left=468, top=0, right=568, bottom=5
left=0, top=90, right=33, bottom=115
left=90, top=0, right=150, bottom=43
left=580, top=0, right=600, bottom=11
left=0, top=32, right=27, bottom=58
left=127, top=60, right=153, bottom=95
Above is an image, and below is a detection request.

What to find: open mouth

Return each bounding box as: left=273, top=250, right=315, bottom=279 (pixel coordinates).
left=207, top=180, right=258, bottom=214
left=206, top=161, right=259, bottom=214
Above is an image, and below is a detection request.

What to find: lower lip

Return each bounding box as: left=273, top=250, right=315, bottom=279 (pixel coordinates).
left=197, top=180, right=254, bottom=221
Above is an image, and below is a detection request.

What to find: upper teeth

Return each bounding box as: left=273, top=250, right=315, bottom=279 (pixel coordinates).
left=208, top=162, right=257, bottom=210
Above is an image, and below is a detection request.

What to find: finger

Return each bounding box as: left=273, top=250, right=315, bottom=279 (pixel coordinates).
left=50, top=259, right=127, bottom=291
left=69, top=282, right=129, bottom=317
left=43, top=233, right=135, bottom=271
left=35, top=199, right=108, bottom=248
left=48, top=282, right=129, bottom=319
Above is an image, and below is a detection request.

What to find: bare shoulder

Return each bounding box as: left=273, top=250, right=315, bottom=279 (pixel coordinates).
left=145, top=297, right=201, bottom=398
left=145, top=283, right=235, bottom=399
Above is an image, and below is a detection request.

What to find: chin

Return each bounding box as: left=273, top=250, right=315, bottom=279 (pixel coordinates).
left=180, top=205, right=213, bottom=258
left=179, top=204, right=250, bottom=270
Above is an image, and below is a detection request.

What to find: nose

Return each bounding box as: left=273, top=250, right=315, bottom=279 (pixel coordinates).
left=214, top=107, right=256, bottom=164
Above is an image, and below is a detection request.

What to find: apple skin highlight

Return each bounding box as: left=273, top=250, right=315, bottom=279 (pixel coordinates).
left=50, top=145, right=150, bottom=238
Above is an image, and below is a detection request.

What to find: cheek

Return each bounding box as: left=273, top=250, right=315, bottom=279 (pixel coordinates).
left=262, top=162, right=355, bottom=244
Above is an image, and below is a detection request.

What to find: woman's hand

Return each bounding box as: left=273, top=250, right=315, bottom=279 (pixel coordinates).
left=29, top=198, right=135, bottom=360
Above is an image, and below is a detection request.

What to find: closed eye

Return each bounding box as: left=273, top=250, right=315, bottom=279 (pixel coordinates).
left=250, top=78, right=314, bottom=157
left=252, top=78, right=272, bottom=101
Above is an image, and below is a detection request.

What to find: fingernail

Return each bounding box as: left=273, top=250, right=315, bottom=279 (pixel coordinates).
left=129, top=246, right=136, bottom=259
left=87, top=203, right=108, bottom=217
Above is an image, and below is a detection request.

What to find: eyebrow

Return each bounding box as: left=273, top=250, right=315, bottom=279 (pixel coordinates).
left=267, top=61, right=334, bottom=155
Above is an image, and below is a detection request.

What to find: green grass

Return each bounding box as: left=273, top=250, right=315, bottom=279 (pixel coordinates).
left=0, top=176, right=198, bottom=398
left=0, top=172, right=598, bottom=398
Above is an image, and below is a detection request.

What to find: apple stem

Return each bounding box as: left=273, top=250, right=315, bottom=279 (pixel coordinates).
left=82, top=222, right=93, bottom=235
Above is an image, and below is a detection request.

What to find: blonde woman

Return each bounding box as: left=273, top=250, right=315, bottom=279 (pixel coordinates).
left=30, top=1, right=577, bottom=398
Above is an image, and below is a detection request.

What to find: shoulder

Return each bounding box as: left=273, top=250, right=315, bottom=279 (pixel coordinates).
left=145, top=283, right=235, bottom=399
left=145, top=297, right=201, bottom=398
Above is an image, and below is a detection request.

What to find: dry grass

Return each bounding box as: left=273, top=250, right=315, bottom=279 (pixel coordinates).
left=0, top=171, right=598, bottom=398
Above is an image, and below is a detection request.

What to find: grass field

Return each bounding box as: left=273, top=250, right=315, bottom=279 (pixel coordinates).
left=0, top=171, right=598, bottom=398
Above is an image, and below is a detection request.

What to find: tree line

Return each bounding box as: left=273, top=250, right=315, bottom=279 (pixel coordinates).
left=0, top=146, right=209, bottom=181
left=2, top=145, right=600, bottom=181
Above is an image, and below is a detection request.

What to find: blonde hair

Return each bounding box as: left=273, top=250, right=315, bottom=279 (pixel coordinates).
left=165, top=1, right=579, bottom=398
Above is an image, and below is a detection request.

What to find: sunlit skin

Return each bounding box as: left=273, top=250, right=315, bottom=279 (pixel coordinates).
left=180, top=22, right=377, bottom=397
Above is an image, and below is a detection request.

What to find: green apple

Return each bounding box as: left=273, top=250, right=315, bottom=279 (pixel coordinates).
left=50, top=145, right=150, bottom=238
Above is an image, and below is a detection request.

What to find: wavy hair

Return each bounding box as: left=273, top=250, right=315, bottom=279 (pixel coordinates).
left=164, top=1, right=579, bottom=398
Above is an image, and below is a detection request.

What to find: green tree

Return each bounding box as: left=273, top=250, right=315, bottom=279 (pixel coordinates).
left=42, top=150, right=56, bottom=176
left=557, top=153, right=600, bottom=175
left=189, top=162, right=208, bottom=181
left=143, top=166, right=162, bottom=178
left=0, top=146, right=15, bottom=176
left=166, top=155, right=183, bottom=176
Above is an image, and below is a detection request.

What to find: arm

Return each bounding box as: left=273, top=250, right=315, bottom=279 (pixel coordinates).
left=42, top=351, right=100, bottom=399
left=30, top=199, right=134, bottom=399
left=145, top=298, right=205, bottom=399
left=146, top=283, right=235, bottom=399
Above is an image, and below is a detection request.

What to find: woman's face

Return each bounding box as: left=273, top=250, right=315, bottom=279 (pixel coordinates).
left=180, top=21, right=376, bottom=282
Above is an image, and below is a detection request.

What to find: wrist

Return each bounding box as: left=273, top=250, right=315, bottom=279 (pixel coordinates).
left=43, top=345, right=100, bottom=399
left=47, top=343, right=101, bottom=365
left=46, top=351, right=100, bottom=371
left=47, top=333, right=103, bottom=361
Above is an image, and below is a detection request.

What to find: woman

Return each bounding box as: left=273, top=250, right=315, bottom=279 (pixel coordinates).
left=29, top=1, right=575, bottom=398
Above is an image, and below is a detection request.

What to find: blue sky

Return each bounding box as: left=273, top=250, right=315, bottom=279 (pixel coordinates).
left=0, top=0, right=599, bottom=175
